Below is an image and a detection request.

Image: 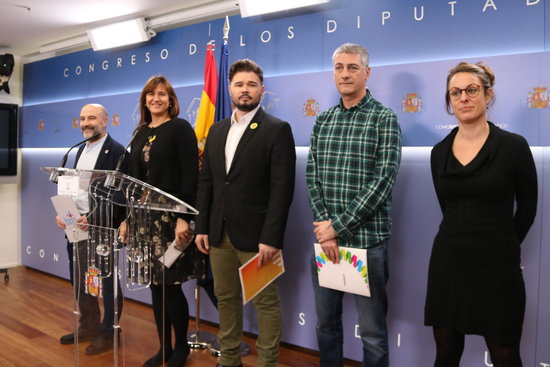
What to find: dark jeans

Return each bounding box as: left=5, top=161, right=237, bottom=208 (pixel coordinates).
left=67, top=240, right=123, bottom=334
left=310, top=240, right=389, bottom=367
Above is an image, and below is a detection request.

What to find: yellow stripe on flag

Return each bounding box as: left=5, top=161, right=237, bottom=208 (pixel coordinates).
left=195, top=90, right=216, bottom=151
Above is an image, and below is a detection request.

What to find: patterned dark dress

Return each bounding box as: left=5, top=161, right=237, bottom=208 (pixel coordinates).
left=130, top=117, right=205, bottom=285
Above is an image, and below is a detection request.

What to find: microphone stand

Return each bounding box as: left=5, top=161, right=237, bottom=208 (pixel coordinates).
left=105, top=127, right=139, bottom=367
left=49, top=133, right=101, bottom=183
left=105, top=128, right=138, bottom=191
left=60, top=133, right=101, bottom=168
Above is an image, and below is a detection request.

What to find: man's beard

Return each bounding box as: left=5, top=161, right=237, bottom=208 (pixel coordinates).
left=82, top=127, right=100, bottom=139
left=233, top=96, right=261, bottom=112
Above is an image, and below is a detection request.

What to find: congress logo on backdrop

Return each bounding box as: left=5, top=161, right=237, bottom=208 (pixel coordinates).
left=186, top=97, right=202, bottom=127
left=72, top=117, right=78, bottom=129
left=303, top=98, right=320, bottom=117
left=261, top=91, right=280, bottom=113
left=131, top=102, right=142, bottom=127
left=402, top=93, right=422, bottom=113
left=527, top=85, right=549, bottom=109
left=112, top=114, right=121, bottom=126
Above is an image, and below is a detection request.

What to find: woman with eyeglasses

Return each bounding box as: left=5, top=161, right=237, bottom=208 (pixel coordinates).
left=425, top=62, right=537, bottom=367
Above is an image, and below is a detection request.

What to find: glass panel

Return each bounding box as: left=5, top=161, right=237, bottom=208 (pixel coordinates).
left=42, top=166, right=198, bottom=366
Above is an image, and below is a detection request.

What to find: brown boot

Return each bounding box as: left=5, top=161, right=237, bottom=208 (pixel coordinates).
left=85, top=332, right=117, bottom=355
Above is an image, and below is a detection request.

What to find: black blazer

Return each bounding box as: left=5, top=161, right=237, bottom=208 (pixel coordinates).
left=196, top=108, right=296, bottom=252
left=74, top=134, right=128, bottom=172
left=74, top=134, right=129, bottom=225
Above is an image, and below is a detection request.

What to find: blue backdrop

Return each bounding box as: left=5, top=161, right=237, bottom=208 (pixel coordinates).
left=20, top=0, right=550, bottom=365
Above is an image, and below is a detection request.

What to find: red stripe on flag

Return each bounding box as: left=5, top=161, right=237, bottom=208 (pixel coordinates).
left=203, top=44, right=218, bottom=105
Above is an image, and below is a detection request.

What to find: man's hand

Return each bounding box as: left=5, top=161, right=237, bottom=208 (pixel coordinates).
left=195, top=234, right=210, bottom=255
left=56, top=215, right=87, bottom=230
left=313, top=220, right=338, bottom=243
left=257, top=243, right=279, bottom=267
left=76, top=215, right=88, bottom=231
left=320, top=238, right=340, bottom=264
left=55, top=215, right=67, bottom=229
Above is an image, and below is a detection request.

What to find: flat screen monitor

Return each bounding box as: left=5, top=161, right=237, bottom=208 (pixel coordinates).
left=0, top=103, right=18, bottom=176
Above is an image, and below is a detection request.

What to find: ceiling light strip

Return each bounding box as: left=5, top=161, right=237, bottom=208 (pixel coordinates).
left=150, top=1, right=239, bottom=29
left=38, top=1, right=239, bottom=54
left=39, top=35, right=90, bottom=54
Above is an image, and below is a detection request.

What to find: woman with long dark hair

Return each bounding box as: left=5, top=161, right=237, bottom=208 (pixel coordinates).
left=127, top=75, right=204, bottom=367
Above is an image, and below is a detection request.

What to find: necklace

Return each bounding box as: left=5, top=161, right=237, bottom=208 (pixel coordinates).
left=147, top=126, right=157, bottom=143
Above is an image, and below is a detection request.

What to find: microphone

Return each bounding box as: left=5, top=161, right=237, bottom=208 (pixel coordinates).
left=114, top=127, right=139, bottom=173
left=105, top=128, right=139, bottom=190
left=49, top=132, right=100, bottom=183
left=59, top=133, right=101, bottom=168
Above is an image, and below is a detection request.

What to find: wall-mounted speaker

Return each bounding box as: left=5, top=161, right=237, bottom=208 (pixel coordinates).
left=0, top=54, right=14, bottom=94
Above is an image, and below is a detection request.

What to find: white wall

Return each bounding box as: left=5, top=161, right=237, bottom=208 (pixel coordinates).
left=0, top=54, right=22, bottom=268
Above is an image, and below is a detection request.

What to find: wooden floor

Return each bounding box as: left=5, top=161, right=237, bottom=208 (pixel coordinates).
left=0, top=266, right=361, bottom=367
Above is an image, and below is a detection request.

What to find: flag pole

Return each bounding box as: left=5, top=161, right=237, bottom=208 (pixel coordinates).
left=223, top=15, right=230, bottom=40
left=189, top=39, right=219, bottom=350
left=206, top=13, right=252, bottom=360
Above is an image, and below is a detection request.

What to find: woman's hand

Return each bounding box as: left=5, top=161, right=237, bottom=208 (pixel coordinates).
left=175, top=218, right=194, bottom=250
left=118, top=221, right=127, bottom=243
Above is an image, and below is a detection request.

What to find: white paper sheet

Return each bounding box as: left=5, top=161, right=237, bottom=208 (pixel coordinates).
left=160, top=240, right=183, bottom=268
left=50, top=195, right=88, bottom=243
left=314, top=243, right=370, bottom=297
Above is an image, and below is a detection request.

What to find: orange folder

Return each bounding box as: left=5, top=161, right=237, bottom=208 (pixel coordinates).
left=239, top=250, right=285, bottom=304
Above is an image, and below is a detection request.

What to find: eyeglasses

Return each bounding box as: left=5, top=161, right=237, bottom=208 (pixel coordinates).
left=448, top=84, right=484, bottom=100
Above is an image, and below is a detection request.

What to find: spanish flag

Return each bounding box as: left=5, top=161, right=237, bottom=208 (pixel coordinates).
left=195, top=43, right=218, bottom=157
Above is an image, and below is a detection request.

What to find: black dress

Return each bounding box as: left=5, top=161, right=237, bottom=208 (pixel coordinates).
left=425, top=122, right=537, bottom=344
left=129, top=117, right=205, bottom=285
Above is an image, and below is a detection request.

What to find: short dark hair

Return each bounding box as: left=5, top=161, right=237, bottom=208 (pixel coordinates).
left=229, top=59, right=264, bottom=84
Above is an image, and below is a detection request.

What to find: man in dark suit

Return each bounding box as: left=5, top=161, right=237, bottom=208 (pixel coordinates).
left=55, top=103, right=128, bottom=355
left=195, top=59, right=296, bottom=367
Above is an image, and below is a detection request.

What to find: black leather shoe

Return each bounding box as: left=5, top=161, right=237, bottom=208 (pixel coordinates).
left=167, top=347, right=190, bottom=367
left=215, top=363, right=243, bottom=367
left=59, top=328, right=99, bottom=345
left=85, top=333, right=114, bottom=355
left=143, top=350, right=173, bottom=367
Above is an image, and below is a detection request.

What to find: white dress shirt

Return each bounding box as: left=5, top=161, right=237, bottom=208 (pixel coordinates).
left=74, top=133, right=108, bottom=213
left=225, top=105, right=261, bottom=173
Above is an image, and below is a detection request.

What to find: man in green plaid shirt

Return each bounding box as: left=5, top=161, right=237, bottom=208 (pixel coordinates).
left=306, top=43, right=402, bottom=367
